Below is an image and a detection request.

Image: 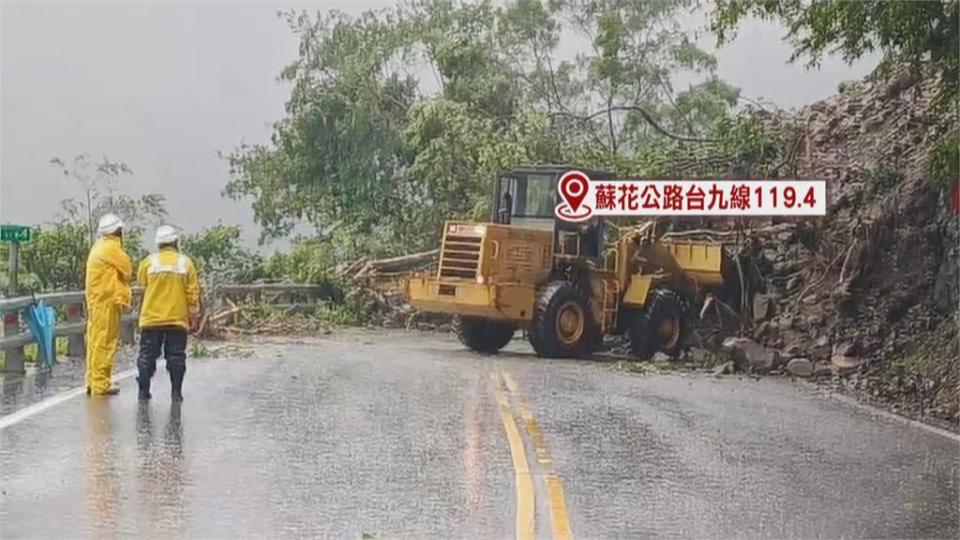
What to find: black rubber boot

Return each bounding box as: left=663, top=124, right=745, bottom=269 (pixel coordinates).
left=169, top=366, right=185, bottom=402
left=136, top=369, right=152, bottom=400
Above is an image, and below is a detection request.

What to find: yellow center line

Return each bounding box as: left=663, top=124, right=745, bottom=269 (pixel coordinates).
left=490, top=372, right=535, bottom=540
left=502, top=372, right=574, bottom=540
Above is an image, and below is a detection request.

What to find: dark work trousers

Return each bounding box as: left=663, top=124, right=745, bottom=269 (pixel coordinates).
left=137, top=326, right=188, bottom=394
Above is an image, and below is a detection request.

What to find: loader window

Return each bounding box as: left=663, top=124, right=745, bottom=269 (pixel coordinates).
left=510, top=173, right=557, bottom=218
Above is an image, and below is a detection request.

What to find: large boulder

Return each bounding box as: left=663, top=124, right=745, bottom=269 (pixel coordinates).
left=811, top=336, right=832, bottom=360
left=833, top=340, right=859, bottom=358
left=831, top=354, right=868, bottom=376
left=722, top=337, right=783, bottom=375
left=786, top=358, right=814, bottom=377
left=813, top=362, right=834, bottom=377
left=752, top=294, right=776, bottom=322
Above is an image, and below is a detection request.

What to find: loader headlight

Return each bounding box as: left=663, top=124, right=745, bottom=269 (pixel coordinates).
left=473, top=225, right=486, bottom=235
left=477, top=275, right=486, bottom=284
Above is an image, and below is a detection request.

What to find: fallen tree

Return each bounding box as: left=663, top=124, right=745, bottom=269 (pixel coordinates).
left=334, top=249, right=438, bottom=280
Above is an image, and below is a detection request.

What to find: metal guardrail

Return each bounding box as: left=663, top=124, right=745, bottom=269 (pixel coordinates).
left=0, top=283, right=328, bottom=375
left=0, top=291, right=86, bottom=313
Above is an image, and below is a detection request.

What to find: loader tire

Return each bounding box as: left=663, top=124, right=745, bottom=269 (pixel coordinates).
left=528, top=281, right=598, bottom=359
left=455, top=316, right=515, bottom=354
left=628, top=288, right=689, bottom=361
left=587, top=331, right=605, bottom=354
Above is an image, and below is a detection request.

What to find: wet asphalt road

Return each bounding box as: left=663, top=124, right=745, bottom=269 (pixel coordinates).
left=0, top=330, right=957, bottom=539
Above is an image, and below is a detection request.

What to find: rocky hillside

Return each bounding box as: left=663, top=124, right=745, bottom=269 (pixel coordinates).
left=742, top=65, right=958, bottom=424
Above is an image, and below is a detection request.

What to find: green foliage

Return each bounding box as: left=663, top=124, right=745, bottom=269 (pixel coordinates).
left=265, top=239, right=336, bottom=283
left=224, top=7, right=417, bottom=245
left=665, top=77, right=741, bottom=137
left=240, top=299, right=364, bottom=328
left=18, top=223, right=88, bottom=291
left=928, top=130, right=959, bottom=194
left=710, top=0, right=959, bottom=97
left=867, top=168, right=901, bottom=196
left=886, top=311, right=959, bottom=413
left=24, top=338, right=68, bottom=364
left=397, top=100, right=557, bottom=248
left=180, top=224, right=267, bottom=285
left=316, top=301, right=365, bottom=327
left=708, top=110, right=777, bottom=160
left=559, top=0, right=721, bottom=149
left=190, top=342, right=212, bottom=358
left=627, top=108, right=780, bottom=178
left=179, top=227, right=348, bottom=293
left=188, top=341, right=254, bottom=359
left=225, top=0, right=741, bottom=260
left=15, top=224, right=151, bottom=294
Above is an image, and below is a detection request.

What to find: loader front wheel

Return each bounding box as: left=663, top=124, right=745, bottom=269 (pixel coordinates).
left=628, top=288, right=689, bottom=361
left=529, top=281, right=598, bottom=359
left=455, top=316, right=515, bottom=354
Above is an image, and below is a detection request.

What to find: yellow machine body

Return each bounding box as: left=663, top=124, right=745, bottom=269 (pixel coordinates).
left=406, top=221, right=552, bottom=325
left=612, top=235, right=726, bottom=309
left=406, top=218, right=730, bottom=334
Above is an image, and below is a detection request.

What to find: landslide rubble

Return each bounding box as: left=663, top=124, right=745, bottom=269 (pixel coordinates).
left=730, top=65, right=958, bottom=425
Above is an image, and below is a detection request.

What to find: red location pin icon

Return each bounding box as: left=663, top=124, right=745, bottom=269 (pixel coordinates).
left=559, top=171, right=590, bottom=212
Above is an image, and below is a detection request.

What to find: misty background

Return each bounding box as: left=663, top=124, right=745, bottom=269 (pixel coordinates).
left=1, top=0, right=880, bottom=251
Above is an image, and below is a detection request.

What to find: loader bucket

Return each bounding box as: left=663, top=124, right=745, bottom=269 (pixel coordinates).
left=661, top=241, right=726, bottom=288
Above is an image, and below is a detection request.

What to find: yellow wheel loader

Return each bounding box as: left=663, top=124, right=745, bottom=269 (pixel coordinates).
left=405, top=165, right=740, bottom=359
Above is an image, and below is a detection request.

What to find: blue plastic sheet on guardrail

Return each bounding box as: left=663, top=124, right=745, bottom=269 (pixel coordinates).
left=24, top=300, right=57, bottom=369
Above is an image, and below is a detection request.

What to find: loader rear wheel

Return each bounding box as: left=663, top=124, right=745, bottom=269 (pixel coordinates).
left=628, top=288, right=689, bottom=361
left=455, top=316, right=515, bottom=354
left=528, top=281, right=598, bottom=359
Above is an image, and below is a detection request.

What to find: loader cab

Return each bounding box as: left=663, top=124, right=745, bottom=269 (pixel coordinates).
left=491, top=165, right=615, bottom=264
left=493, top=170, right=556, bottom=230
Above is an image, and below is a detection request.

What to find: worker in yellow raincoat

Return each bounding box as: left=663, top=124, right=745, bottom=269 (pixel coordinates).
left=85, top=214, right=133, bottom=396
left=136, top=225, right=201, bottom=402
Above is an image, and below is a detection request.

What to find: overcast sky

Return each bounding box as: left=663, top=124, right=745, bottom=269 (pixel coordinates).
left=0, top=0, right=880, bottom=250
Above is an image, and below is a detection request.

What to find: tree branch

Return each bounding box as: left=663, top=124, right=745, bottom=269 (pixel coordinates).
left=654, top=74, right=698, bottom=136
left=550, top=105, right=718, bottom=143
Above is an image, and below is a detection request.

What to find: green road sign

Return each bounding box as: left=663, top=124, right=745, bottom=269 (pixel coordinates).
left=0, top=225, right=32, bottom=243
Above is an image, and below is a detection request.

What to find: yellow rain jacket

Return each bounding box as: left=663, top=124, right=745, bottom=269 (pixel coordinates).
left=84, top=236, right=133, bottom=395
left=137, top=247, right=201, bottom=330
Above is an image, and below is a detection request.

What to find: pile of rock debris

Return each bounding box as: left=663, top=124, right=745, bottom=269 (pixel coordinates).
left=712, top=64, right=958, bottom=424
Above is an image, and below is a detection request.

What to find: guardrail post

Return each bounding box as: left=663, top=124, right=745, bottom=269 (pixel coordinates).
left=2, top=310, right=26, bottom=374
left=120, top=306, right=136, bottom=346
left=66, top=302, right=86, bottom=358
left=121, top=321, right=135, bottom=346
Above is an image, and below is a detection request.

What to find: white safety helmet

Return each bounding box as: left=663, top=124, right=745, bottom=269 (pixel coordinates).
left=97, top=213, right=124, bottom=236
left=154, top=224, right=180, bottom=245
